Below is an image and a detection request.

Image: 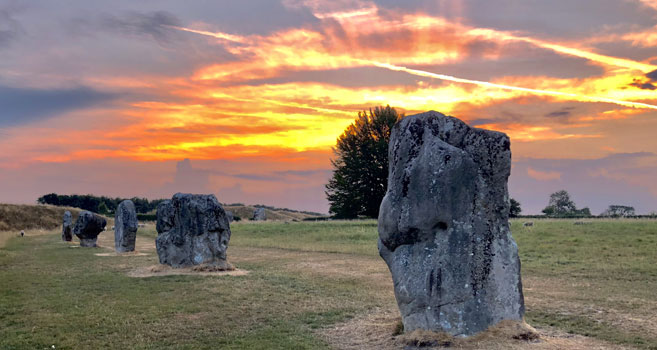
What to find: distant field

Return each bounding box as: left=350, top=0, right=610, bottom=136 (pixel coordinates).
left=1, top=219, right=656, bottom=349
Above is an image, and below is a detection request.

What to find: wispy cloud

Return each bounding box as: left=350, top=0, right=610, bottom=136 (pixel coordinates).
left=0, top=85, right=117, bottom=127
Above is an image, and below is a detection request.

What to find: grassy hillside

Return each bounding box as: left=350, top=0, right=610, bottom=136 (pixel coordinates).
left=0, top=203, right=84, bottom=231
left=223, top=204, right=326, bottom=221
left=1, top=219, right=656, bottom=349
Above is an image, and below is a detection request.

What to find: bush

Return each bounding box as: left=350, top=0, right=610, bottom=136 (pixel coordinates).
left=137, top=214, right=157, bottom=221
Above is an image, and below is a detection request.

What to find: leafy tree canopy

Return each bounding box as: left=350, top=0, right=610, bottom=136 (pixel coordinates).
left=541, top=190, right=591, bottom=218
left=601, top=205, right=635, bottom=217
left=325, top=105, right=403, bottom=218
left=509, top=198, right=522, bottom=217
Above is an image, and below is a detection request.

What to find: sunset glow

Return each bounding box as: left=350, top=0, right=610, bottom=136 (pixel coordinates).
left=1, top=0, right=656, bottom=213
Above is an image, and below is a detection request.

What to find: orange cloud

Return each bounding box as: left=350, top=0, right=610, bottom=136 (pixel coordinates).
left=527, top=167, right=562, bottom=181
left=2, top=0, right=656, bottom=171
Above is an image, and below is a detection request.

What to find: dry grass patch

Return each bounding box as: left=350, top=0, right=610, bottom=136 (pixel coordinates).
left=127, top=264, right=248, bottom=278
left=524, top=275, right=657, bottom=340
left=320, top=309, right=632, bottom=350
left=0, top=203, right=83, bottom=231
left=224, top=204, right=325, bottom=221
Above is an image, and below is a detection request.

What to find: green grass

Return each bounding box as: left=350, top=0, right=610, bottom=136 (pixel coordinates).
left=0, top=233, right=375, bottom=350
left=230, top=220, right=380, bottom=256
left=1, top=219, right=657, bottom=349
left=512, top=220, right=657, bottom=280
left=511, top=219, right=657, bottom=349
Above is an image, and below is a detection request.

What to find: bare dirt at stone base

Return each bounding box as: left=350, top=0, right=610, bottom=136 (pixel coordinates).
left=319, top=307, right=633, bottom=350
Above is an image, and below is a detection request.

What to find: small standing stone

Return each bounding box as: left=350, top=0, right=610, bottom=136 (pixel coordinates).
left=73, top=211, right=107, bottom=247
left=114, top=200, right=138, bottom=253
left=226, top=210, right=234, bottom=223
left=252, top=207, right=266, bottom=221
left=62, top=211, right=73, bottom=241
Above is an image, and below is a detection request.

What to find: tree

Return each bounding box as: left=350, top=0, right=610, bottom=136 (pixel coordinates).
left=542, top=190, right=590, bottom=217
left=601, top=205, right=635, bottom=217
left=325, top=105, right=404, bottom=218
left=97, top=201, right=110, bottom=215
left=509, top=198, right=522, bottom=217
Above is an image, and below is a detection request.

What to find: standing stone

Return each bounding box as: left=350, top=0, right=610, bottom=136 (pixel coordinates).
left=62, top=211, right=73, bottom=241
left=226, top=210, right=234, bottom=223
left=252, top=207, right=266, bottom=221
left=155, top=193, right=233, bottom=269
left=73, top=211, right=107, bottom=247
left=378, top=111, right=524, bottom=336
left=114, top=200, right=138, bottom=253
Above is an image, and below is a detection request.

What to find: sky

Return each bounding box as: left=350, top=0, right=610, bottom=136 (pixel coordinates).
left=0, top=0, right=656, bottom=214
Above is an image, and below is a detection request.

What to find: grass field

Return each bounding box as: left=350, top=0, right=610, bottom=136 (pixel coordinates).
left=1, top=219, right=656, bottom=349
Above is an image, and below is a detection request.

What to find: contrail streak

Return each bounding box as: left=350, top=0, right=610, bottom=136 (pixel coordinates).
left=169, top=25, right=246, bottom=43
left=170, top=25, right=657, bottom=110
left=369, top=61, right=657, bottom=110
left=467, top=29, right=657, bottom=73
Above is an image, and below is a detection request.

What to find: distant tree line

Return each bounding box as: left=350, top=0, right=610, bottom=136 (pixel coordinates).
left=533, top=190, right=642, bottom=218
left=38, top=194, right=326, bottom=218
left=37, top=193, right=165, bottom=215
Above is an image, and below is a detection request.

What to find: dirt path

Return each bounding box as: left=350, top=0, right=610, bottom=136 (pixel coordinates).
left=94, top=225, right=155, bottom=253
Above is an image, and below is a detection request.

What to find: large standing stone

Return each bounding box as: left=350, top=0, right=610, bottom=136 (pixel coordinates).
left=252, top=207, right=266, bottom=221
left=73, top=211, right=107, bottom=247
left=155, top=193, right=233, bottom=269
left=378, top=111, right=524, bottom=336
left=62, top=211, right=73, bottom=241
left=114, top=200, right=138, bottom=253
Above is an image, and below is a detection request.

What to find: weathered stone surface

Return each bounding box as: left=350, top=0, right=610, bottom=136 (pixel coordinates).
left=378, top=111, right=524, bottom=336
left=62, top=211, right=73, bottom=241
left=252, top=207, right=266, bottom=221
left=155, top=193, right=232, bottom=269
left=114, top=200, right=138, bottom=253
left=73, top=211, right=107, bottom=247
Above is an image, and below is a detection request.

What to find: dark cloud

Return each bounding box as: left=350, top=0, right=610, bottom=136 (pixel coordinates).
left=646, top=69, right=657, bottom=81
left=629, top=70, right=657, bottom=90
left=545, top=106, right=575, bottom=119
left=180, top=0, right=319, bottom=35
left=0, top=2, right=25, bottom=48
left=0, top=85, right=117, bottom=127
left=469, top=118, right=496, bottom=126
left=57, top=9, right=238, bottom=76
left=629, top=80, right=656, bottom=90
left=100, top=11, right=181, bottom=44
